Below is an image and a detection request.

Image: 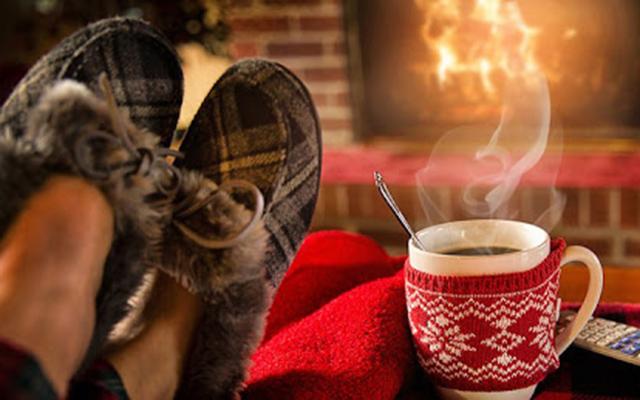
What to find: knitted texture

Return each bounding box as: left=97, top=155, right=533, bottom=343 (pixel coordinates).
left=246, top=231, right=414, bottom=400
left=405, top=239, right=566, bottom=392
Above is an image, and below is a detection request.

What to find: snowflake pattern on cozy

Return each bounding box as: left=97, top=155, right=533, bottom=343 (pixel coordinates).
left=405, top=239, right=566, bottom=392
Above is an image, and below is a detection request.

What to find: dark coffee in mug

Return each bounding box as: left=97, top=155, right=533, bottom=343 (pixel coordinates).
left=443, top=246, right=519, bottom=256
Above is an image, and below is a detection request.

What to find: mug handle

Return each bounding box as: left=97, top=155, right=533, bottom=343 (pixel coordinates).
left=554, top=245, right=604, bottom=355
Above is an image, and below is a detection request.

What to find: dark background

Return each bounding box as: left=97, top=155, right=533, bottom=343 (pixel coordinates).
left=0, top=0, right=229, bottom=103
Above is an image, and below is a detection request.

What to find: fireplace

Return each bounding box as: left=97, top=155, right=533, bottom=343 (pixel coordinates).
left=346, top=0, right=640, bottom=141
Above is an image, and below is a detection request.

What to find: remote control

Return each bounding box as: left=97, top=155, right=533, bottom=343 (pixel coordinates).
left=556, top=310, right=640, bottom=366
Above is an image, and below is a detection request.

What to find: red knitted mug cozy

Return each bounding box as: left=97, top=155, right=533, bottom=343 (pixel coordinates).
left=405, top=239, right=566, bottom=392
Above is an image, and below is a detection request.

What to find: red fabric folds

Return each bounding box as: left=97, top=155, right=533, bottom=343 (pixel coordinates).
left=244, top=230, right=640, bottom=399
left=245, top=231, right=413, bottom=400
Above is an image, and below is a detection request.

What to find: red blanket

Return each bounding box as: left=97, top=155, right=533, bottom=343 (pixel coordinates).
left=245, top=231, right=640, bottom=399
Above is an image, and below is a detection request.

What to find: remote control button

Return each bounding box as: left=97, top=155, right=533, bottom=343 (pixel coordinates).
left=613, top=325, right=627, bottom=332
left=590, top=333, right=603, bottom=340
left=628, top=331, right=640, bottom=339
left=612, top=337, right=629, bottom=346
left=611, top=331, right=626, bottom=339
left=605, top=334, right=621, bottom=343
left=619, top=340, right=632, bottom=347
left=578, top=331, right=591, bottom=340
left=585, top=324, right=597, bottom=330
left=609, top=342, right=624, bottom=350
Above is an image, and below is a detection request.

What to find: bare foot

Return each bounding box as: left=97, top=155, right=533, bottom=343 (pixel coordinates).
left=0, top=176, right=114, bottom=395
left=106, top=272, right=203, bottom=400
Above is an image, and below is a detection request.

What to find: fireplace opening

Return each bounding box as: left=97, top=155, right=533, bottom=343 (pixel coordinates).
left=346, top=0, right=640, bottom=142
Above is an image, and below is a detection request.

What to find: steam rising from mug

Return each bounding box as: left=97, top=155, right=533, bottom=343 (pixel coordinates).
left=415, top=72, right=566, bottom=234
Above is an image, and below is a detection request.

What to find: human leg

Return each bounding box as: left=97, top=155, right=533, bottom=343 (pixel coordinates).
left=104, top=273, right=202, bottom=400
left=0, top=176, right=113, bottom=395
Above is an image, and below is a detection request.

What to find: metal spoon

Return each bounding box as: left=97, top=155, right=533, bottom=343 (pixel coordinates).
left=373, top=171, right=427, bottom=251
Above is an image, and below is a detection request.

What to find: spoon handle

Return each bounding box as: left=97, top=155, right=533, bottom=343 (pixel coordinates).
left=373, top=171, right=427, bottom=251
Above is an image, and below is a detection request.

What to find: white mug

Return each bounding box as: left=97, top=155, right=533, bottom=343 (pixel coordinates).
left=406, top=219, right=603, bottom=400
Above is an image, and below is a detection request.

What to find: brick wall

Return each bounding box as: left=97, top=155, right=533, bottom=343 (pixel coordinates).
left=312, top=184, right=640, bottom=266
left=228, top=0, right=353, bottom=146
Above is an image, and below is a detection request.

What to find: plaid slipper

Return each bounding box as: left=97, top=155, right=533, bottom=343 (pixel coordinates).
left=176, top=59, right=322, bottom=288
left=0, top=77, right=179, bottom=372
left=0, top=17, right=183, bottom=146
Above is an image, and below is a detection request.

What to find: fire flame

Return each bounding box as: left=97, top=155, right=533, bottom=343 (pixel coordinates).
left=416, top=0, right=541, bottom=95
